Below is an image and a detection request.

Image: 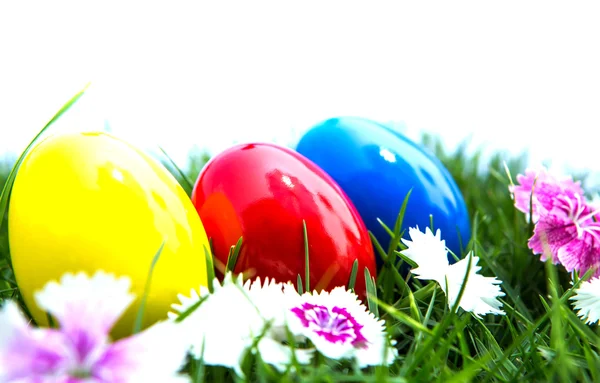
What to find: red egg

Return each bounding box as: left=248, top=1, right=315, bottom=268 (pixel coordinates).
left=191, top=143, right=377, bottom=298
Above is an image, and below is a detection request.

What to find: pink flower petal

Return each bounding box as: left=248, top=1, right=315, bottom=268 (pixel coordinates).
left=557, top=233, right=600, bottom=277
left=1, top=272, right=187, bottom=382
left=91, top=321, right=188, bottom=382
left=0, top=301, right=73, bottom=381
left=511, top=168, right=584, bottom=222
left=34, top=271, right=134, bottom=338
left=528, top=210, right=576, bottom=262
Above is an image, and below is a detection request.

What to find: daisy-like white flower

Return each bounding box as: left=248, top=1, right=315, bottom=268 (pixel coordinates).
left=242, top=278, right=313, bottom=372
left=509, top=167, right=584, bottom=222
left=169, top=273, right=312, bottom=376
left=528, top=194, right=600, bottom=276
left=401, top=226, right=505, bottom=318
left=571, top=278, right=600, bottom=324
left=0, top=271, right=189, bottom=383
left=287, top=287, right=397, bottom=367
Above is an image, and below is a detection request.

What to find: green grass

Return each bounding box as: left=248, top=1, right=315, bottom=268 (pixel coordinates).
left=1, top=99, right=600, bottom=382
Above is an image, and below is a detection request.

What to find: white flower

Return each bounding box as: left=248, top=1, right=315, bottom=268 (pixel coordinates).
left=571, top=277, right=600, bottom=324
left=401, top=226, right=505, bottom=317
left=169, top=273, right=311, bottom=376
left=401, top=226, right=449, bottom=282
left=0, top=271, right=189, bottom=383
left=242, top=277, right=313, bottom=371
left=444, top=256, right=505, bottom=317
left=287, top=287, right=397, bottom=367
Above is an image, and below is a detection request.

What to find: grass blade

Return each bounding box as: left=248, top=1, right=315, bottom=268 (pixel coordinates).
left=175, top=295, right=208, bottom=323
left=364, top=267, right=379, bottom=317
left=347, top=259, right=359, bottom=292
left=386, top=189, right=412, bottom=258
left=303, top=220, right=310, bottom=292
left=369, top=231, right=389, bottom=264
left=204, top=245, right=215, bottom=293
left=133, top=240, right=165, bottom=334
left=225, top=236, right=243, bottom=272
left=0, top=83, right=90, bottom=234
left=157, top=146, right=195, bottom=193
left=296, top=275, right=304, bottom=295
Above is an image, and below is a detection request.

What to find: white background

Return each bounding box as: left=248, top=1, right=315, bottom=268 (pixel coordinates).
left=1, top=2, right=599, bottom=179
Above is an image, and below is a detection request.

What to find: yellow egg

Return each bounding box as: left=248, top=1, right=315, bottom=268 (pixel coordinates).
left=8, top=132, right=211, bottom=338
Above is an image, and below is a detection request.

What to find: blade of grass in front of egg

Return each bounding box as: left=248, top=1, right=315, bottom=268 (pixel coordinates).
left=0, top=83, right=90, bottom=234
left=157, top=146, right=195, bottom=194
left=365, top=267, right=379, bottom=317
left=347, top=259, right=359, bottom=292
left=385, top=257, right=411, bottom=299
left=225, top=237, right=243, bottom=273
left=388, top=189, right=412, bottom=256
left=302, top=220, right=310, bottom=292
left=376, top=218, right=395, bottom=238
left=369, top=231, right=389, bottom=264
left=204, top=245, right=215, bottom=293
left=133, top=240, right=165, bottom=334
left=296, top=274, right=303, bottom=295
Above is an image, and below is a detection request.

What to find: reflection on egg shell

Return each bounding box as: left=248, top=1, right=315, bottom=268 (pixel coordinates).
left=191, top=143, right=377, bottom=298
left=8, top=132, right=211, bottom=338
left=296, top=117, right=471, bottom=265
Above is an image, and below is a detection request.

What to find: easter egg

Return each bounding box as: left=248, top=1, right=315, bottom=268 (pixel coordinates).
left=8, top=132, right=211, bottom=338
left=191, top=143, right=377, bottom=298
left=295, top=117, right=471, bottom=265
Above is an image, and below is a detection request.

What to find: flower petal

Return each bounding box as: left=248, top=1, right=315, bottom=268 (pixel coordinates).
left=256, top=336, right=313, bottom=373
left=34, top=270, right=135, bottom=338
left=287, top=287, right=396, bottom=366
left=92, top=320, right=190, bottom=383
left=243, top=277, right=300, bottom=327
left=510, top=168, right=584, bottom=222
left=444, top=254, right=505, bottom=317
left=354, top=332, right=397, bottom=368
left=571, top=278, right=600, bottom=324
left=0, top=301, right=72, bottom=381
left=557, top=234, right=600, bottom=277
left=528, top=210, right=577, bottom=263
left=401, top=226, right=450, bottom=282
left=170, top=273, right=262, bottom=377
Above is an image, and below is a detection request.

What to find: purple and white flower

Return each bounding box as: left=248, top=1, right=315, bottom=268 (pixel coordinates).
left=0, top=271, right=189, bottom=383
left=171, top=273, right=397, bottom=371
left=169, top=273, right=312, bottom=376
left=287, top=287, right=397, bottom=367
left=401, top=227, right=505, bottom=318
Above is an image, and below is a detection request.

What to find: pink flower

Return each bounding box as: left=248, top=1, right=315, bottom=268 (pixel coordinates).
left=0, top=271, right=189, bottom=383
left=291, top=303, right=368, bottom=348
left=510, top=168, right=584, bottom=222
left=287, top=287, right=397, bottom=367
left=529, top=194, right=600, bottom=276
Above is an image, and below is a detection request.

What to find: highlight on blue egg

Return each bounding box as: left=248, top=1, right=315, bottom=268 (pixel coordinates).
left=295, top=116, right=471, bottom=266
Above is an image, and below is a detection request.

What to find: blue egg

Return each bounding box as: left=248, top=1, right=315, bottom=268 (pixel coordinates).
left=295, top=117, right=470, bottom=265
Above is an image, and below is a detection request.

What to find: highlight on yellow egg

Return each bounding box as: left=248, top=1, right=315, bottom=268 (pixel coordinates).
left=7, top=131, right=212, bottom=338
